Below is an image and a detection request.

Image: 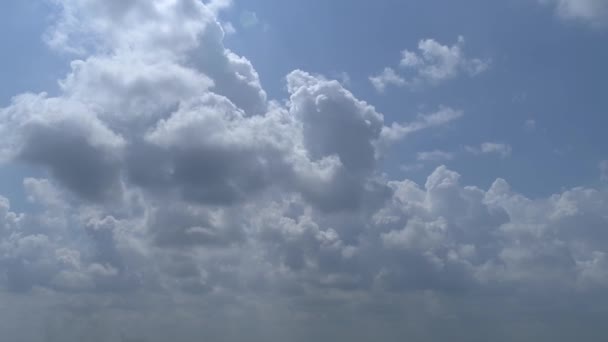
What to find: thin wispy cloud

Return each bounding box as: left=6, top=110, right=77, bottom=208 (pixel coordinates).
left=540, top=0, right=608, bottom=27
left=380, top=106, right=464, bottom=143
left=466, top=142, right=513, bottom=158
left=417, top=150, right=455, bottom=162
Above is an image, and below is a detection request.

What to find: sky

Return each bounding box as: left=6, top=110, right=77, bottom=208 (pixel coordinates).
left=0, top=0, right=607, bottom=341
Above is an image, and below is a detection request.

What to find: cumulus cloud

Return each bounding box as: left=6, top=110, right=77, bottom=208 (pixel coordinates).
left=45, top=0, right=267, bottom=115
left=370, top=36, right=490, bottom=91
left=1, top=1, right=608, bottom=341
left=4, top=164, right=608, bottom=298
left=3, top=162, right=608, bottom=341
left=0, top=94, right=126, bottom=201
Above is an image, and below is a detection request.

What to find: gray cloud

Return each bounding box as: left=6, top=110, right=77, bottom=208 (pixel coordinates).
left=1, top=94, right=125, bottom=201
left=1, top=0, right=607, bottom=341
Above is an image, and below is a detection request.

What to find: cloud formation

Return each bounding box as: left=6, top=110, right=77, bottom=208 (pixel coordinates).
left=0, top=1, right=607, bottom=341
left=369, top=68, right=405, bottom=92
left=370, top=36, right=490, bottom=92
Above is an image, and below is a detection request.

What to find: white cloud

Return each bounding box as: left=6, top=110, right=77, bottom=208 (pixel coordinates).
left=45, top=0, right=214, bottom=54
left=2, top=1, right=608, bottom=340
left=222, top=21, right=236, bottom=35
left=466, top=142, right=512, bottom=158
left=44, top=0, right=268, bottom=115
left=369, top=67, right=405, bottom=92
left=541, top=0, right=608, bottom=27
left=370, top=36, right=490, bottom=91
left=380, top=106, right=463, bottom=143
left=400, top=36, right=490, bottom=82
left=206, top=0, right=233, bottom=15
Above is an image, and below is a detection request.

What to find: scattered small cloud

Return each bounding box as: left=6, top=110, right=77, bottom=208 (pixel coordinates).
left=400, top=36, right=490, bottom=81
left=524, top=119, right=536, bottom=131
left=369, top=68, right=405, bottom=92
left=240, top=10, right=260, bottom=29
left=381, top=106, right=463, bottom=143
left=466, top=142, right=512, bottom=158
left=370, top=36, right=490, bottom=92
left=540, top=0, right=608, bottom=27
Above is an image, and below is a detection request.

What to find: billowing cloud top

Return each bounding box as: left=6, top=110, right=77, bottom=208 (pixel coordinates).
left=0, top=1, right=607, bottom=341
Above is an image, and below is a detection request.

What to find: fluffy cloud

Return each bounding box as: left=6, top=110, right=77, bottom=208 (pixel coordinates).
left=46, top=0, right=267, bottom=115
left=0, top=93, right=126, bottom=201
left=369, top=67, right=405, bottom=92
left=287, top=70, right=384, bottom=173
left=0, top=189, right=139, bottom=293
left=3, top=163, right=608, bottom=340
left=1, top=1, right=608, bottom=341
left=5, top=164, right=608, bottom=298
left=400, top=36, right=490, bottom=83
left=370, top=36, right=490, bottom=91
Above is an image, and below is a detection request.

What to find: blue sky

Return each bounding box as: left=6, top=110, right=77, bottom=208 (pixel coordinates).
left=3, top=0, right=607, bottom=209
left=222, top=0, right=608, bottom=195
left=1, top=1, right=608, bottom=341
